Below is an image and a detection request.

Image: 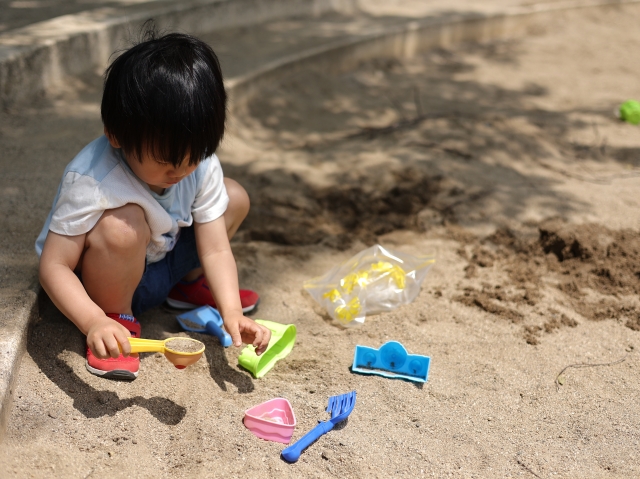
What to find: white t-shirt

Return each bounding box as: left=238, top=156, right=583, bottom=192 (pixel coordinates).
left=35, top=135, right=229, bottom=263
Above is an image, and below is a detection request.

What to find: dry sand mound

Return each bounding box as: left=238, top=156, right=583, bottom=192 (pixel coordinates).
left=457, top=219, right=640, bottom=344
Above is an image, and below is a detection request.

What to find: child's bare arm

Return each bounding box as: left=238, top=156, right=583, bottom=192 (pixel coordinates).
left=39, top=232, right=132, bottom=358
left=194, top=217, right=271, bottom=354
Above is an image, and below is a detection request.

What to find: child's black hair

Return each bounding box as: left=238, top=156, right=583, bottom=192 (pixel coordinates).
left=101, top=28, right=226, bottom=167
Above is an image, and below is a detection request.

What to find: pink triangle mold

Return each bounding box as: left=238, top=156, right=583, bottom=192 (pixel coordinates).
left=243, top=398, right=297, bottom=444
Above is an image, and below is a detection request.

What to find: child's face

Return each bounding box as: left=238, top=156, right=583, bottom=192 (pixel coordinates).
left=105, top=131, right=198, bottom=193
left=126, top=150, right=198, bottom=192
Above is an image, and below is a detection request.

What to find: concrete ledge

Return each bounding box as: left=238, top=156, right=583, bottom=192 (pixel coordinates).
left=0, top=289, right=38, bottom=438
left=1, top=0, right=639, bottom=442
left=0, top=0, right=355, bottom=110
left=228, top=0, right=640, bottom=104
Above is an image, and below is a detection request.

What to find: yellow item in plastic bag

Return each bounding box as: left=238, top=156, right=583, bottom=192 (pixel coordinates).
left=370, top=261, right=406, bottom=289
left=304, top=245, right=435, bottom=326
left=335, top=297, right=362, bottom=323
left=323, top=289, right=343, bottom=302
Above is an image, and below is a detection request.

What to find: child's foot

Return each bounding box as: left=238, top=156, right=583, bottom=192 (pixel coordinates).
left=85, top=313, right=140, bottom=380
left=166, top=275, right=260, bottom=313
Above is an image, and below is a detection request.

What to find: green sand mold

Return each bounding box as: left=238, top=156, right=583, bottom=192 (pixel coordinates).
left=238, top=320, right=297, bottom=378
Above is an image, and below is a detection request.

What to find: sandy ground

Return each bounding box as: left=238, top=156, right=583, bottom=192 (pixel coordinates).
left=1, top=4, right=640, bottom=478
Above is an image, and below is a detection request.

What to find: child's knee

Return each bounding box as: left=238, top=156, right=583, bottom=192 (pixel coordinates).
left=224, top=178, right=250, bottom=219
left=88, top=204, right=150, bottom=252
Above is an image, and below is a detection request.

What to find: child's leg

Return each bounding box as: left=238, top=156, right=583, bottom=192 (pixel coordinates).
left=224, top=177, right=251, bottom=239
left=182, top=178, right=249, bottom=282
left=79, top=204, right=150, bottom=315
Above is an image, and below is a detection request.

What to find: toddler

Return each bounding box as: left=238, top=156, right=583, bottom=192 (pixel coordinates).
left=36, top=29, right=271, bottom=380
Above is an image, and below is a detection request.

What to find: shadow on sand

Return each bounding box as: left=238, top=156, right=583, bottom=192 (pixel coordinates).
left=28, top=294, right=255, bottom=424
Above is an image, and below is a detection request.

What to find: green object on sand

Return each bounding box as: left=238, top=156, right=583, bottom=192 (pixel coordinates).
left=619, top=100, right=640, bottom=125
left=238, top=320, right=296, bottom=378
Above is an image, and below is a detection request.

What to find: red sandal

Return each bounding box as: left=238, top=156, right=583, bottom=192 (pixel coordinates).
left=85, top=314, right=140, bottom=380
left=166, top=275, right=259, bottom=313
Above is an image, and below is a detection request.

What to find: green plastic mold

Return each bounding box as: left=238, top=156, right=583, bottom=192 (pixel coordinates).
left=238, top=320, right=296, bottom=378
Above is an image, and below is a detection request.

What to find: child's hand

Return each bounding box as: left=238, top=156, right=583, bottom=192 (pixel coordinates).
left=224, top=313, right=271, bottom=355
left=86, top=315, right=132, bottom=359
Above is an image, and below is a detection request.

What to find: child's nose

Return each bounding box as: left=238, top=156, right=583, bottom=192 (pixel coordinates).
left=171, top=165, right=188, bottom=177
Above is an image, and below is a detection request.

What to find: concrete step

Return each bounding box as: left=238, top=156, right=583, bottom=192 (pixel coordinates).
left=0, top=0, right=356, bottom=109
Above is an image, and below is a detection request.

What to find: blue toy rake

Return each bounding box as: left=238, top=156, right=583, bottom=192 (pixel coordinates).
left=281, top=390, right=356, bottom=463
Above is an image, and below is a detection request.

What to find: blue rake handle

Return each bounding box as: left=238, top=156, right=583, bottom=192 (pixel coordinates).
left=281, top=391, right=356, bottom=463
left=205, top=320, right=233, bottom=347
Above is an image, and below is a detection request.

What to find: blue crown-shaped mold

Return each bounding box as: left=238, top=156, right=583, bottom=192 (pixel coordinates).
left=351, top=341, right=430, bottom=383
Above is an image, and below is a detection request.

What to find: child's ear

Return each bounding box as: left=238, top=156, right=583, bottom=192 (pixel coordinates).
left=104, top=127, right=121, bottom=148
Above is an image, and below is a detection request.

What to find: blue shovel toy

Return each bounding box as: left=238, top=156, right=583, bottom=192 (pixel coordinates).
left=281, top=390, right=356, bottom=463
left=176, top=305, right=232, bottom=347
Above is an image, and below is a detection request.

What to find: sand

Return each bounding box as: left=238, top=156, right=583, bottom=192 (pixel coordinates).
left=165, top=339, right=205, bottom=354
left=1, top=5, right=640, bottom=478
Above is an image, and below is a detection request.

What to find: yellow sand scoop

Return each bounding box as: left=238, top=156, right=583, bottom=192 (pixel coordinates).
left=125, top=337, right=205, bottom=369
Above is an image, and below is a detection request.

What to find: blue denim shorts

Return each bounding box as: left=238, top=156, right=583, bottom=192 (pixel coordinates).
left=131, top=225, right=201, bottom=316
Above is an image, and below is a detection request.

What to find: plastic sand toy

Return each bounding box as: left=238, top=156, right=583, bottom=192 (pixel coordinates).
left=351, top=341, right=430, bottom=383
left=238, top=320, right=296, bottom=378
left=176, top=305, right=232, bottom=347
left=126, top=337, right=205, bottom=369
left=619, top=99, right=640, bottom=125
left=281, top=391, right=356, bottom=463
left=244, top=398, right=297, bottom=444
left=304, top=244, right=435, bottom=326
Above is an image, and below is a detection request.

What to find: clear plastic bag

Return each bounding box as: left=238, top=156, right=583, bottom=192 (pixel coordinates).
left=304, top=245, right=435, bottom=326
